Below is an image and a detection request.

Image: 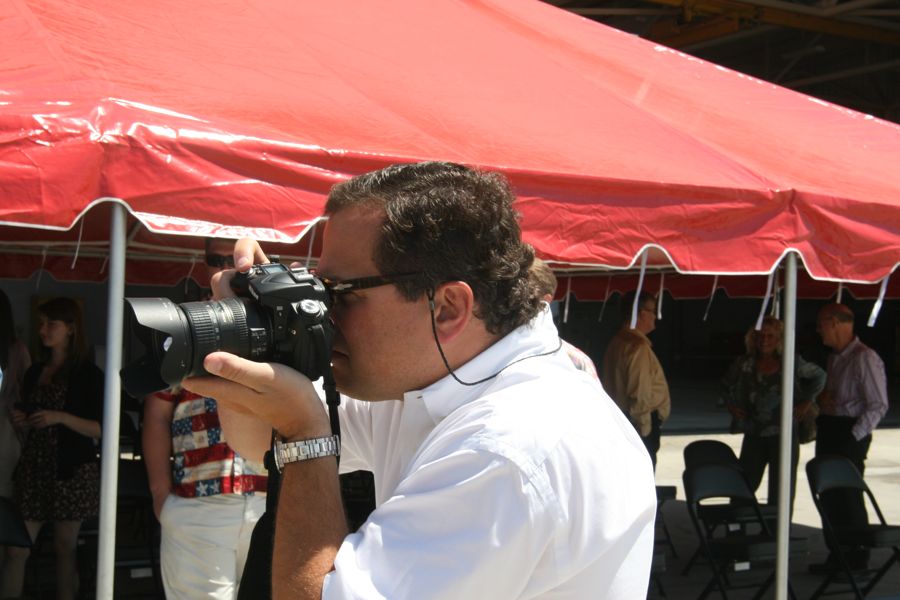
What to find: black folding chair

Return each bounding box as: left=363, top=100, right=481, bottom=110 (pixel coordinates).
left=655, top=485, right=678, bottom=558
left=684, top=463, right=805, bottom=599
left=806, top=455, right=900, bottom=600
left=681, top=440, right=778, bottom=575
left=684, top=439, right=742, bottom=470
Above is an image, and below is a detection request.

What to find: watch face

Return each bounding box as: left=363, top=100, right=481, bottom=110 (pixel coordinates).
left=274, top=448, right=284, bottom=471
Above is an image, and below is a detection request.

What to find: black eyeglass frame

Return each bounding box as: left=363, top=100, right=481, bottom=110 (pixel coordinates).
left=205, top=254, right=236, bottom=268
left=315, top=271, right=422, bottom=297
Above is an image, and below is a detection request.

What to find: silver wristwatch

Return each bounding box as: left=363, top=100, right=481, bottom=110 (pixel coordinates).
left=273, top=435, right=341, bottom=472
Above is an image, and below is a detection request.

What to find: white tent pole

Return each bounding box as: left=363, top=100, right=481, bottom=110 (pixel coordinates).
left=775, top=251, right=797, bottom=600
left=95, top=204, right=126, bottom=599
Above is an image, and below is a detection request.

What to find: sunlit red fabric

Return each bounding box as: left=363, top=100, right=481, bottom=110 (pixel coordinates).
left=1, top=0, right=898, bottom=288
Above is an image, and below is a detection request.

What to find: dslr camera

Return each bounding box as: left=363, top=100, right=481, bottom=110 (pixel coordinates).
left=121, top=263, right=333, bottom=398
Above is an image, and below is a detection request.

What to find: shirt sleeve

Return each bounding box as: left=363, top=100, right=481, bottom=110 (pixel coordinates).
left=852, top=349, right=889, bottom=441
left=720, top=356, right=745, bottom=408
left=322, top=450, right=556, bottom=600
left=794, top=356, right=826, bottom=406
left=332, top=395, right=375, bottom=475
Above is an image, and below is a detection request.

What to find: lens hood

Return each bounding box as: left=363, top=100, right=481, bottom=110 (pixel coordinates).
left=121, top=297, right=193, bottom=397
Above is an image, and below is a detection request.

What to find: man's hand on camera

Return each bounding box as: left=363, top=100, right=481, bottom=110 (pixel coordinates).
left=182, top=352, right=330, bottom=442
left=209, top=237, right=271, bottom=300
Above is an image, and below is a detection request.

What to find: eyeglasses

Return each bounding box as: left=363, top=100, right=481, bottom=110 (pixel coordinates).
left=314, top=271, right=422, bottom=300
left=205, top=254, right=235, bottom=268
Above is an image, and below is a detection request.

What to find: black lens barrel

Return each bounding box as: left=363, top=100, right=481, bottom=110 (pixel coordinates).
left=122, top=296, right=271, bottom=397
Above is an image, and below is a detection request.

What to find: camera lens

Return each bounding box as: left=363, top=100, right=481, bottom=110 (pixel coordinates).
left=121, top=296, right=270, bottom=398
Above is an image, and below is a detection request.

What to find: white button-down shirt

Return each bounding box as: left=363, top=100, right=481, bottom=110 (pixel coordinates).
left=323, top=309, right=656, bottom=599
left=825, top=337, right=889, bottom=440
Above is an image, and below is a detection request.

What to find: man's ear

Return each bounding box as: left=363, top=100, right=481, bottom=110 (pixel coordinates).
left=431, top=281, right=474, bottom=343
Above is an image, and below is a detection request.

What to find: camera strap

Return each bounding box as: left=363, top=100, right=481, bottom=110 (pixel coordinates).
left=238, top=320, right=340, bottom=600
left=310, top=321, right=341, bottom=449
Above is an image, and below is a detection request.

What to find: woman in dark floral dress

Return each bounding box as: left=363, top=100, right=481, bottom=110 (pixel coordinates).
left=1, top=297, right=103, bottom=600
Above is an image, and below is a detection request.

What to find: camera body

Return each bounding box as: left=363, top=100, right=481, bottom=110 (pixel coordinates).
left=232, top=263, right=332, bottom=379
left=121, top=263, right=333, bottom=398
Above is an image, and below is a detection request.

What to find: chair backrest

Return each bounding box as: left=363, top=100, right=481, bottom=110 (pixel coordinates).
left=806, top=454, right=888, bottom=525
left=684, top=463, right=756, bottom=506
left=683, top=439, right=740, bottom=470
left=683, top=463, right=773, bottom=538
left=806, top=455, right=866, bottom=495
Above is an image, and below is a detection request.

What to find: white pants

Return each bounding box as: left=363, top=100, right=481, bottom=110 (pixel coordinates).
left=160, top=493, right=266, bottom=600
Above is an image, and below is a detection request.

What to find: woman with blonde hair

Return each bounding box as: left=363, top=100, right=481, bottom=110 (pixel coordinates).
left=2, top=297, right=103, bottom=600
left=721, top=316, right=825, bottom=515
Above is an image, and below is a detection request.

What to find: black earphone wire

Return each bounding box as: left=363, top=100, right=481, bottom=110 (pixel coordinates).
left=426, top=289, right=563, bottom=387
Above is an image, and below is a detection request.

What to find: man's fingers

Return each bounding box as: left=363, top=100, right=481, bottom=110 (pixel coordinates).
left=182, top=352, right=274, bottom=403
left=210, top=269, right=238, bottom=300
left=234, top=237, right=269, bottom=271
left=205, top=352, right=279, bottom=387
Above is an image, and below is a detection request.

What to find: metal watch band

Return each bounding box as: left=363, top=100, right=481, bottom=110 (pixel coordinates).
left=274, top=435, right=341, bottom=472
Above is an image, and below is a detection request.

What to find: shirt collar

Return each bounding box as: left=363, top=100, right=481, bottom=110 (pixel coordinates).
left=621, top=326, right=651, bottom=345
left=403, top=307, right=561, bottom=424
left=835, top=336, right=861, bottom=358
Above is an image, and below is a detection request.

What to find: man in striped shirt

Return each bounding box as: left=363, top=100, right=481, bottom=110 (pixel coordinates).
left=142, top=238, right=267, bottom=599
left=810, top=302, right=888, bottom=573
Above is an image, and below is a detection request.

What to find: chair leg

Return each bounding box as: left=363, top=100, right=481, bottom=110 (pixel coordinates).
left=696, top=576, right=719, bottom=600
left=652, top=573, right=667, bottom=598
left=749, top=571, right=774, bottom=600
left=861, top=546, right=900, bottom=597
left=787, top=581, right=799, bottom=600
left=656, top=511, right=678, bottom=558
left=833, top=551, right=866, bottom=600
left=681, top=545, right=702, bottom=576
left=808, top=570, right=835, bottom=600
left=705, top=560, right=731, bottom=600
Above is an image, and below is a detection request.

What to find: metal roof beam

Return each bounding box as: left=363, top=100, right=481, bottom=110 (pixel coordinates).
left=642, top=0, right=900, bottom=44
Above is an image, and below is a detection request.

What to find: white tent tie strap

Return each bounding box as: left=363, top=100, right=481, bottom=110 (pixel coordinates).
left=867, top=274, right=890, bottom=327
left=657, top=271, right=665, bottom=320
left=36, top=247, right=47, bottom=291
left=836, top=282, right=844, bottom=303
left=770, top=268, right=781, bottom=319
left=305, top=220, right=318, bottom=268
left=703, top=275, right=719, bottom=322
left=101, top=256, right=109, bottom=275
left=184, top=256, right=197, bottom=294
left=755, top=270, right=776, bottom=330
left=630, top=250, right=649, bottom=329
left=598, top=276, right=612, bottom=322
left=70, top=217, right=85, bottom=270
left=563, top=276, right=572, bottom=324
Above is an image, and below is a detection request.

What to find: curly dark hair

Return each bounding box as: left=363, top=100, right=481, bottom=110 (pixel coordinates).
left=325, top=162, right=541, bottom=336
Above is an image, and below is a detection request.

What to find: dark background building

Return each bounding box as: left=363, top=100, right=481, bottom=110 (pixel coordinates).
left=548, top=0, right=900, bottom=122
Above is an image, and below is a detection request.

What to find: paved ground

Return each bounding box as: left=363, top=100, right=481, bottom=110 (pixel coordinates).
left=650, top=381, right=900, bottom=599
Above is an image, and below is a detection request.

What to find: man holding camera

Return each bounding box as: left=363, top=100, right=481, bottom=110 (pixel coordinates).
left=184, top=162, right=655, bottom=599
left=142, top=238, right=267, bottom=600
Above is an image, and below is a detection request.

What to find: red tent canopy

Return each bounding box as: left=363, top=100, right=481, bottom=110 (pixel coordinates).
left=1, top=0, right=898, bottom=287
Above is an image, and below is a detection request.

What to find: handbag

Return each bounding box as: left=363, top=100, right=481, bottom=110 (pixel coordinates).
left=798, top=403, right=819, bottom=444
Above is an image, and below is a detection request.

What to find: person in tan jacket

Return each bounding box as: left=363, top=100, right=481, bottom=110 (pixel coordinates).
left=601, top=291, right=671, bottom=470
